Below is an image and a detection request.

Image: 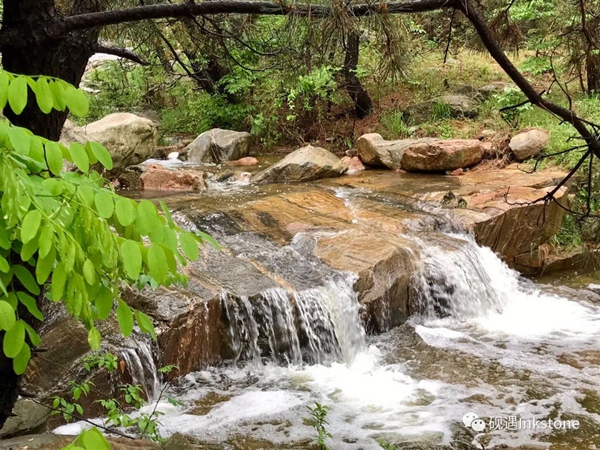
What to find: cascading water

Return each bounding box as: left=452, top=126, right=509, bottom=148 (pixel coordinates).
left=59, top=233, right=600, bottom=449
left=411, top=233, right=517, bottom=320
left=120, top=341, right=161, bottom=402
left=221, top=273, right=365, bottom=366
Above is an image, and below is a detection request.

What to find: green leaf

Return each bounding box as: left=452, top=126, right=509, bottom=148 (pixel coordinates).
left=8, top=126, right=31, bottom=155
left=13, top=343, right=31, bottom=375
left=88, top=327, right=101, bottom=351
left=36, top=244, right=56, bottom=284
left=8, top=76, right=28, bottom=115
left=0, top=256, right=9, bottom=273
left=115, top=198, right=135, bottom=227
left=49, top=80, right=67, bottom=111
left=121, top=240, right=142, bottom=280
left=0, top=72, right=9, bottom=110
left=83, top=259, right=96, bottom=285
left=95, top=286, right=113, bottom=320
left=13, top=265, right=41, bottom=295
left=138, top=200, right=161, bottom=233
left=81, top=427, right=110, bottom=450
left=51, top=263, right=67, bottom=301
left=195, top=230, right=221, bottom=250
left=135, top=310, right=156, bottom=340
left=88, top=142, right=113, bottom=170
left=24, top=322, right=41, bottom=346
left=69, top=142, right=90, bottom=173
left=45, top=141, right=64, bottom=175
left=148, top=245, right=168, bottom=284
left=21, top=210, right=42, bottom=244
left=179, top=232, right=199, bottom=261
left=94, top=192, right=114, bottom=219
left=38, top=225, right=54, bottom=259
left=17, top=291, right=44, bottom=321
left=160, top=201, right=175, bottom=228
left=65, top=85, right=89, bottom=117
left=116, top=299, right=134, bottom=337
left=35, top=78, right=54, bottom=114
left=4, top=319, right=25, bottom=358
left=0, top=301, right=16, bottom=331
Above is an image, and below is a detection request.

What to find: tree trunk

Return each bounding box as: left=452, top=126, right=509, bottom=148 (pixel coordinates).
left=0, top=0, right=101, bottom=140
left=587, top=52, right=600, bottom=95
left=343, top=31, right=372, bottom=119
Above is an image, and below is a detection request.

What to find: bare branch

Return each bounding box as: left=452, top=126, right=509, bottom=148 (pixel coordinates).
left=94, top=44, right=149, bottom=65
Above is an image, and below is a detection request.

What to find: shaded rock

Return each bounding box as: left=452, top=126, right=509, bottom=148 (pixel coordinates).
left=184, top=129, right=251, bottom=163
left=340, top=156, right=366, bottom=173
left=401, top=139, right=484, bottom=172
left=140, top=109, right=161, bottom=127
left=252, top=145, right=346, bottom=184
left=117, top=167, right=144, bottom=190
left=79, top=113, right=157, bottom=176
left=404, top=95, right=478, bottom=124
left=140, top=165, right=208, bottom=191
left=509, top=128, right=549, bottom=161
left=357, top=133, right=437, bottom=169
left=163, top=433, right=195, bottom=450
left=0, top=399, right=50, bottom=437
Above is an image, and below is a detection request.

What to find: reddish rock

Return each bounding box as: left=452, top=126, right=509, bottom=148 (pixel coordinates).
left=140, top=166, right=207, bottom=191
left=402, top=139, right=484, bottom=172
left=229, top=156, right=259, bottom=166
left=340, top=156, right=366, bottom=173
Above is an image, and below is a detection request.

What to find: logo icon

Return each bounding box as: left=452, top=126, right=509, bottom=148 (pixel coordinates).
left=463, top=412, right=486, bottom=432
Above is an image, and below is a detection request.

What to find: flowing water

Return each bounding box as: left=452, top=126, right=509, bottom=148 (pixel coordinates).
left=54, top=234, right=600, bottom=448
left=116, top=234, right=598, bottom=450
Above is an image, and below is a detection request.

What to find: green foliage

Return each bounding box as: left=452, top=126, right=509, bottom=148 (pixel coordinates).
left=0, top=70, right=211, bottom=376
left=305, top=402, right=332, bottom=450
left=430, top=101, right=453, bottom=121
left=493, top=87, right=533, bottom=128
left=379, top=110, right=413, bottom=140
left=63, top=427, right=111, bottom=450
left=378, top=442, right=398, bottom=450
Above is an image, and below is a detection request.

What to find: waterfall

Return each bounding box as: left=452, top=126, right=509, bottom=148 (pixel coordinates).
left=412, top=233, right=517, bottom=320
left=222, top=273, right=365, bottom=365
left=120, top=340, right=161, bottom=402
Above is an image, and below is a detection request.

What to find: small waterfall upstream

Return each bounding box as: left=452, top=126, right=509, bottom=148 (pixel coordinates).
left=411, top=233, right=517, bottom=320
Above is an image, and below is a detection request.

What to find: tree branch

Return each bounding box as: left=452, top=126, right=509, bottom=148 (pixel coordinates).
left=94, top=44, right=149, bottom=65
left=60, top=0, right=453, bottom=34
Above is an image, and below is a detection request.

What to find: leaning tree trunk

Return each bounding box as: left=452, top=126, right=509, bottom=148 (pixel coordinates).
left=587, top=52, right=600, bottom=95
left=0, top=0, right=101, bottom=140
left=343, top=30, right=372, bottom=118
left=0, top=0, right=103, bottom=428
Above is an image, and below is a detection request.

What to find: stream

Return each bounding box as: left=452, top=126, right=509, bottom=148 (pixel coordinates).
left=50, top=167, right=600, bottom=450
left=56, top=235, right=600, bottom=449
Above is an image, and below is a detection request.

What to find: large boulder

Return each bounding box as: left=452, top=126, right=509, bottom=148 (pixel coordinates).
left=357, top=134, right=484, bottom=171
left=252, top=145, right=347, bottom=184
left=401, top=139, right=484, bottom=172
left=357, top=133, right=438, bottom=169
left=403, top=94, right=478, bottom=124
left=60, top=113, right=157, bottom=176
left=59, top=119, right=87, bottom=145
left=509, top=128, right=549, bottom=161
left=140, top=165, right=208, bottom=191
left=184, top=129, right=251, bottom=163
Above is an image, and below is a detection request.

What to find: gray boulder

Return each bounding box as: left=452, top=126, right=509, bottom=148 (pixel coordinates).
left=253, top=145, right=346, bottom=184
left=61, top=113, right=157, bottom=177
left=509, top=128, right=549, bottom=161
left=184, top=128, right=251, bottom=163
left=404, top=94, right=478, bottom=124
